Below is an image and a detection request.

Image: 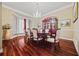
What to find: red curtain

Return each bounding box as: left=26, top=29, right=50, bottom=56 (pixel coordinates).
left=24, top=18, right=26, bottom=33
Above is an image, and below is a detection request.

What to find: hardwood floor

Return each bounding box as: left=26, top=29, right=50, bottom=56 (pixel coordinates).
left=0, top=53, right=3, bottom=56
left=1, top=36, right=78, bottom=56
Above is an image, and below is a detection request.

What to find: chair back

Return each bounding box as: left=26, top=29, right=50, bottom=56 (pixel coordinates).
left=45, top=29, right=49, bottom=33
left=46, top=30, right=60, bottom=43
left=32, top=29, right=38, bottom=38
left=56, top=30, right=60, bottom=40
left=38, top=28, right=42, bottom=33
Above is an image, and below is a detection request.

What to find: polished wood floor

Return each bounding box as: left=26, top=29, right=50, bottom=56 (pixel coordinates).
left=1, top=36, right=78, bottom=56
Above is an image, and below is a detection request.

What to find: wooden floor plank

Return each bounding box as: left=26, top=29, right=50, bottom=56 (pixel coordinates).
left=1, top=36, right=78, bottom=56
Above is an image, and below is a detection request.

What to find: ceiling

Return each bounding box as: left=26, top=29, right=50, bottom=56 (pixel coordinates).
left=2, top=2, right=72, bottom=17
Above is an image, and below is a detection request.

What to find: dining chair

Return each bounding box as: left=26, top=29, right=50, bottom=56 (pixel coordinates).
left=46, top=30, right=60, bottom=51
left=31, top=29, right=43, bottom=45
left=24, top=32, right=30, bottom=43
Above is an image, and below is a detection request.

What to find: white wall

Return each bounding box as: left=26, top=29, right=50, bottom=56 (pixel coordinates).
left=73, top=16, right=79, bottom=55
left=0, top=2, right=3, bottom=53
left=2, top=7, right=17, bottom=38
left=73, top=5, right=79, bottom=55
left=30, top=17, right=42, bottom=29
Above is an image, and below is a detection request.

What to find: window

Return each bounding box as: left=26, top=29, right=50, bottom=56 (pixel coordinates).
left=18, top=19, right=24, bottom=34
left=17, top=19, right=29, bottom=34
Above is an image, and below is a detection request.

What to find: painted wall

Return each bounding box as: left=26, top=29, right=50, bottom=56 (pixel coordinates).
left=73, top=17, right=79, bottom=55
left=73, top=7, right=79, bottom=55
left=30, top=17, right=42, bottom=29
left=2, top=7, right=17, bottom=38
left=0, top=3, right=3, bottom=52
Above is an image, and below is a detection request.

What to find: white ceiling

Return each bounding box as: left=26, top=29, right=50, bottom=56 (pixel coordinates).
left=2, top=2, right=72, bottom=17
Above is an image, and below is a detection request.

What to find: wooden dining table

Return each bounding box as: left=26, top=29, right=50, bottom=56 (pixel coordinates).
left=37, top=33, right=49, bottom=43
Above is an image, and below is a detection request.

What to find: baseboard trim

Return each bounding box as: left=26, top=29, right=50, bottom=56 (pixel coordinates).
left=10, top=33, right=25, bottom=39
left=59, top=37, right=72, bottom=41
left=0, top=48, right=3, bottom=53
left=73, top=40, right=79, bottom=55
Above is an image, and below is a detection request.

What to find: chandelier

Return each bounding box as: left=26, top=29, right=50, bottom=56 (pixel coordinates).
left=33, top=3, right=41, bottom=18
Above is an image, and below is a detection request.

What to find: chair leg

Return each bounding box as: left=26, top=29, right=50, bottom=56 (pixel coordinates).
left=53, top=38, right=60, bottom=51
left=57, top=42, right=60, bottom=49
left=54, top=38, right=57, bottom=50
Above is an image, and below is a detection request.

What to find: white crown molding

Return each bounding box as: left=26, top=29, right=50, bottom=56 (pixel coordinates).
left=42, top=3, right=73, bottom=17
left=2, top=4, right=33, bottom=17
left=0, top=48, right=3, bottom=53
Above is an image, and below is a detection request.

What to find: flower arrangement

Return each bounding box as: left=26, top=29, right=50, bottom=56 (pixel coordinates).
left=2, top=24, right=11, bottom=29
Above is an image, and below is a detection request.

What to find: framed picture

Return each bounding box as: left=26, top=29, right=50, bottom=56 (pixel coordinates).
left=60, top=19, right=71, bottom=27
left=73, top=2, right=78, bottom=23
